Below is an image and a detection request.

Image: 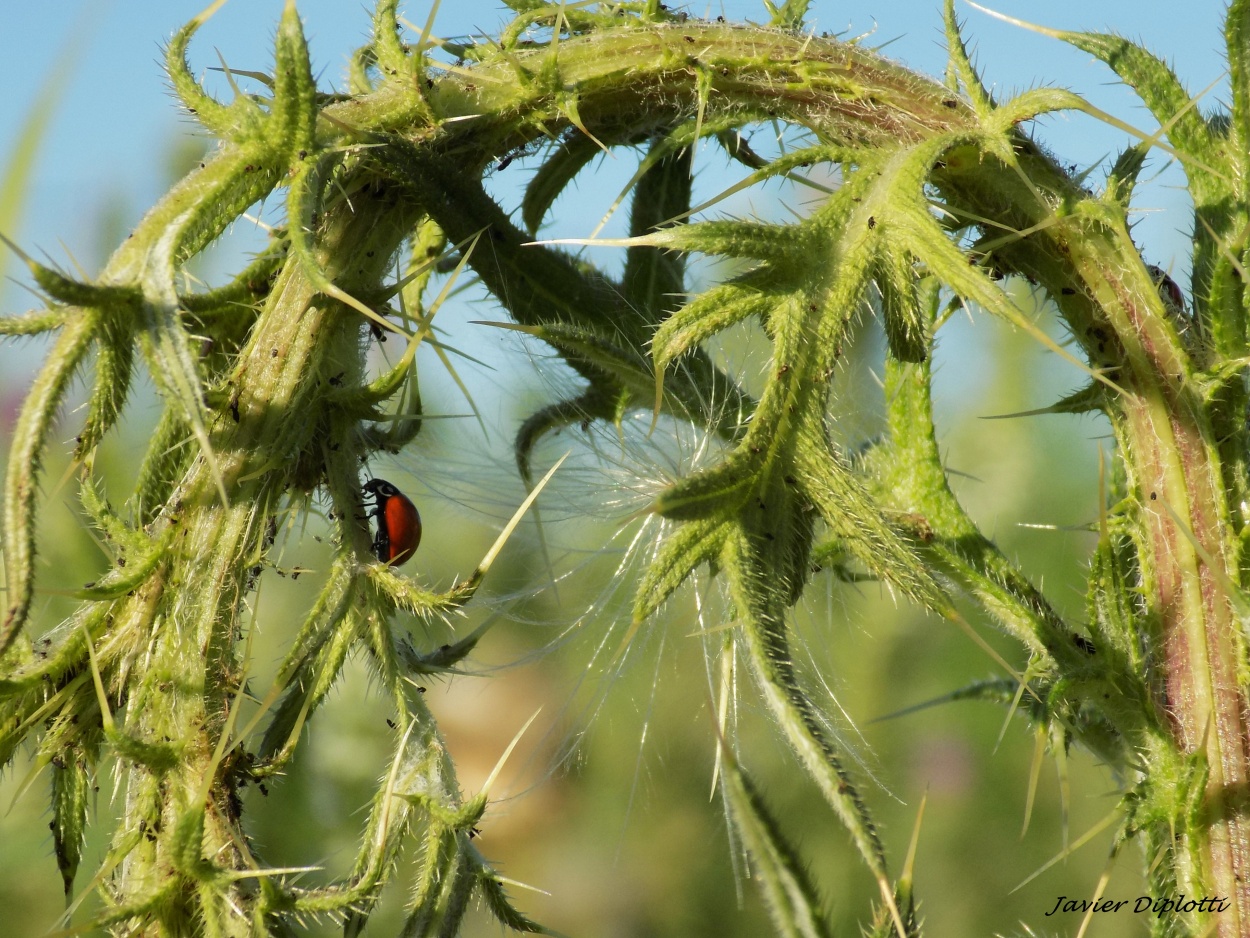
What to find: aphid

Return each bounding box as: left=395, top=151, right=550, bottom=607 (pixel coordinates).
left=363, top=478, right=421, bottom=565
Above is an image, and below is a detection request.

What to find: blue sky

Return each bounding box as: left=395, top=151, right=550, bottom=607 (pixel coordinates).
left=0, top=0, right=1226, bottom=298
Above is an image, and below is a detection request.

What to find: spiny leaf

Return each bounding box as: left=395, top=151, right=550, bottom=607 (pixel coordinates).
left=370, top=0, right=409, bottom=81
left=651, top=284, right=774, bottom=374
left=634, top=517, right=730, bottom=623
left=524, top=320, right=653, bottom=392
left=872, top=238, right=927, bottom=363
left=873, top=290, right=1078, bottom=662
left=763, top=0, right=812, bottom=32
left=477, top=867, right=548, bottom=934
left=0, top=235, right=140, bottom=310
left=895, top=193, right=1115, bottom=391
left=653, top=445, right=764, bottom=520
left=622, top=141, right=692, bottom=320
left=135, top=277, right=220, bottom=502
left=178, top=241, right=286, bottom=315
left=724, top=526, right=890, bottom=882
left=521, top=132, right=602, bottom=235
left=1228, top=0, right=1250, bottom=163
left=76, top=310, right=136, bottom=456
left=515, top=390, right=613, bottom=487
left=259, top=608, right=366, bottom=769
left=0, top=306, right=70, bottom=335
left=272, top=0, right=318, bottom=154
left=718, top=745, right=832, bottom=938
left=51, top=740, right=97, bottom=896
left=942, top=0, right=991, bottom=113
left=628, top=218, right=809, bottom=265
left=72, top=531, right=171, bottom=602
left=1, top=313, right=98, bottom=656
left=130, top=408, right=193, bottom=528
left=1104, top=143, right=1149, bottom=207
left=1056, top=31, right=1215, bottom=167
left=164, top=0, right=237, bottom=136
left=796, top=431, right=952, bottom=617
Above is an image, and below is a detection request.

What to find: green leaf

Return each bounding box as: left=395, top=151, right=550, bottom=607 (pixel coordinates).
left=50, top=743, right=95, bottom=896
left=622, top=141, right=693, bottom=320
left=718, top=747, right=832, bottom=938
left=1057, top=31, right=1215, bottom=167
left=258, top=607, right=365, bottom=769
left=369, top=0, right=409, bottom=82
left=633, top=518, right=729, bottom=623
left=763, top=0, right=811, bottom=31
left=634, top=219, right=808, bottom=265
left=514, top=390, right=613, bottom=487
left=872, top=239, right=927, bottom=363
left=724, top=526, right=889, bottom=881
left=652, top=446, right=763, bottom=520
left=1104, top=143, right=1149, bottom=207
left=651, top=284, right=773, bottom=374
left=521, top=132, right=602, bottom=235
left=76, top=311, right=136, bottom=456
left=0, top=306, right=70, bottom=335
left=272, top=0, right=318, bottom=154
left=1, top=313, right=98, bottom=656
left=1228, top=0, right=1250, bottom=164
left=796, top=431, right=952, bottom=617
left=942, top=0, right=991, bottom=112
left=165, top=1, right=246, bottom=138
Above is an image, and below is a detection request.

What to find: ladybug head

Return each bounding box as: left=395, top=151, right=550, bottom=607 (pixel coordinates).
left=363, top=478, right=400, bottom=499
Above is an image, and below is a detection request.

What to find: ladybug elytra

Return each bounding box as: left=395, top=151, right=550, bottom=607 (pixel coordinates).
left=363, top=478, right=421, bottom=566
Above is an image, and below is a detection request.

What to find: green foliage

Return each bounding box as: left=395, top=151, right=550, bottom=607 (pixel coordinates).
left=3, top=1, right=1250, bottom=936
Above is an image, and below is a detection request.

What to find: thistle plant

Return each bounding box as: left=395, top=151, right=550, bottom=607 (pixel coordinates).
left=2, top=0, right=1248, bottom=935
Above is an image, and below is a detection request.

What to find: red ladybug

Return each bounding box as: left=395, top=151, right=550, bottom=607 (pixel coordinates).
left=363, top=478, right=421, bottom=565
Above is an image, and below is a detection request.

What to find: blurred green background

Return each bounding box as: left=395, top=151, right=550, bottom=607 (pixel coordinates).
left=0, top=2, right=1215, bottom=936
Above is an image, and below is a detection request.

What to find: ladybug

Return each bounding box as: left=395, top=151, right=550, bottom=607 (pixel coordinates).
left=362, top=478, right=421, bottom=566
